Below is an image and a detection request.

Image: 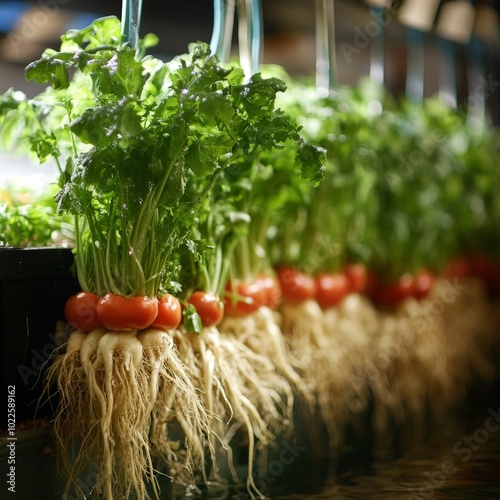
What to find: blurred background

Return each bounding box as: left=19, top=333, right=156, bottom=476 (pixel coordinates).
left=0, top=0, right=499, bottom=122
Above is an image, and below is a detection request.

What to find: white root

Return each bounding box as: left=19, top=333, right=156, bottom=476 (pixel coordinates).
left=137, top=329, right=169, bottom=407
left=201, top=328, right=271, bottom=499
left=435, top=278, right=498, bottom=401
left=369, top=278, right=499, bottom=433
left=222, top=306, right=311, bottom=413
left=173, top=326, right=285, bottom=498
left=79, top=328, right=107, bottom=436
left=323, top=295, right=377, bottom=420
left=280, top=299, right=349, bottom=446
left=90, top=330, right=148, bottom=500
left=49, top=328, right=166, bottom=500
left=42, top=330, right=88, bottom=494
left=148, top=329, right=214, bottom=489
left=366, top=291, right=458, bottom=430
left=44, top=282, right=500, bottom=500
left=209, top=326, right=292, bottom=434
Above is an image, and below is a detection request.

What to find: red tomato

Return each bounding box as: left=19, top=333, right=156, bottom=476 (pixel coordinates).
left=96, top=294, right=158, bottom=332
left=276, top=266, right=317, bottom=302
left=413, top=269, right=434, bottom=300
left=364, top=269, right=377, bottom=297
left=65, top=292, right=103, bottom=332
left=373, top=274, right=415, bottom=309
left=441, top=256, right=471, bottom=279
left=151, top=294, right=182, bottom=331
left=486, top=261, right=500, bottom=297
left=188, top=291, right=224, bottom=327
left=257, top=274, right=282, bottom=309
left=468, top=253, right=489, bottom=282
left=315, top=272, right=349, bottom=309
left=224, top=280, right=266, bottom=316
left=344, top=263, right=368, bottom=294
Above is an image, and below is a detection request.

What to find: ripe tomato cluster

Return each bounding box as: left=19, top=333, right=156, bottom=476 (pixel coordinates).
left=443, top=253, right=500, bottom=297
left=65, top=275, right=284, bottom=333
left=223, top=274, right=282, bottom=316
left=65, top=292, right=182, bottom=332
left=275, top=264, right=362, bottom=309
left=274, top=264, right=439, bottom=310
left=67, top=254, right=500, bottom=332
left=370, top=270, right=434, bottom=309
left=187, top=291, right=224, bottom=327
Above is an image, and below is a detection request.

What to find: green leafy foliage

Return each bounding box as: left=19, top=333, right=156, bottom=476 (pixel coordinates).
left=268, top=74, right=499, bottom=278
left=0, top=187, right=73, bottom=248
left=0, top=17, right=325, bottom=301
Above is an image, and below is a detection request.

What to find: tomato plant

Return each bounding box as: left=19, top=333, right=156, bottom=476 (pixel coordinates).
left=315, top=272, right=349, bottom=309
left=65, top=292, right=103, bottom=332
left=187, top=291, right=224, bottom=327
left=151, top=294, right=182, bottom=331
left=276, top=266, right=317, bottom=302
left=96, top=294, right=158, bottom=331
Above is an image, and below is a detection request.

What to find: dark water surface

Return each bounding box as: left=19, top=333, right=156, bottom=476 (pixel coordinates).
left=265, top=399, right=500, bottom=499
left=172, top=384, right=500, bottom=500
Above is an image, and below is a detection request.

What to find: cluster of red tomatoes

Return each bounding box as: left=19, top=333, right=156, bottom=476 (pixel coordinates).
left=63, top=267, right=429, bottom=334
left=64, top=280, right=278, bottom=333
left=65, top=255, right=499, bottom=333
left=276, top=264, right=435, bottom=310
left=65, top=292, right=182, bottom=333
left=443, top=253, right=500, bottom=297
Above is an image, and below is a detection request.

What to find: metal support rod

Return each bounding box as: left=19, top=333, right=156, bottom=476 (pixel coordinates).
left=405, top=27, right=425, bottom=104
left=121, top=0, right=143, bottom=48
left=437, top=37, right=457, bottom=109
left=315, top=0, right=338, bottom=95
left=237, top=0, right=262, bottom=77
left=369, top=6, right=385, bottom=87
left=210, top=0, right=236, bottom=62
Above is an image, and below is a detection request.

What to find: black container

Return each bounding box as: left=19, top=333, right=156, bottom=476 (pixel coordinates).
left=0, top=247, right=79, bottom=429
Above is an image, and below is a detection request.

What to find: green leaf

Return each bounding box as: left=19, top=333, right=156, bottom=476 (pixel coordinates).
left=141, top=33, right=159, bottom=50
left=182, top=304, right=203, bottom=334
left=61, top=16, right=122, bottom=50
left=0, top=89, right=26, bottom=114
left=296, top=141, right=326, bottom=186
left=69, top=99, right=141, bottom=146
left=198, top=92, right=234, bottom=125
left=25, top=55, right=73, bottom=88
left=28, top=129, right=60, bottom=163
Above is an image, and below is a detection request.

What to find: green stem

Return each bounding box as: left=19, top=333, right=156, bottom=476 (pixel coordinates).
left=73, top=215, right=90, bottom=292
left=85, top=210, right=108, bottom=295
left=130, top=151, right=183, bottom=257
left=104, top=202, right=124, bottom=295
left=213, top=243, right=224, bottom=294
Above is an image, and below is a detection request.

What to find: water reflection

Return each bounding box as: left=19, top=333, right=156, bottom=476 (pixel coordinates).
left=265, top=398, right=500, bottom=499
left=168, top=386, right=500, bottom=499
